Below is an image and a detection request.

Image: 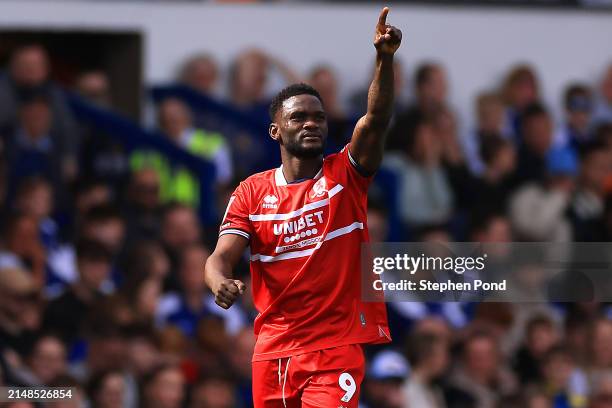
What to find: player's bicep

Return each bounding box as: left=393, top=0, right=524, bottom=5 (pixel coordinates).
left=349, top=115, right=386, bottom=176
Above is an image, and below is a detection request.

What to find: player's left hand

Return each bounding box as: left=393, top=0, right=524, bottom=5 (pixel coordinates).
left=374, top=7, right=402, bottom=55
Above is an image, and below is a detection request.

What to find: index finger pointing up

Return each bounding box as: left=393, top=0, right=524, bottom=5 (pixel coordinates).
left=378, top=7, right=389, bottom=27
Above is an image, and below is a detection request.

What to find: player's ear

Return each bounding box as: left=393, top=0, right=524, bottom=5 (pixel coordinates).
left=269, top=123, right=280, bottom=142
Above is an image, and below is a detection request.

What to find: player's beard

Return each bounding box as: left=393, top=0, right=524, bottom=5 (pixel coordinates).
left=283, top=136, right=325, bottom=159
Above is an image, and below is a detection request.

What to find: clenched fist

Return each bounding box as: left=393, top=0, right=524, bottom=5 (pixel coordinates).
left=213, top=278, right=246, bottom=309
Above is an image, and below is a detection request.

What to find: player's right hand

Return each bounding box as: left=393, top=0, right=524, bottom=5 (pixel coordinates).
left=214, top=279, right=246, bottom=309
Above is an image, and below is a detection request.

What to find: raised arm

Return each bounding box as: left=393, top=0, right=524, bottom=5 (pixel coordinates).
left=205, top=234, right=248, bottom=309
left=349, top=7, right=402, bottom=175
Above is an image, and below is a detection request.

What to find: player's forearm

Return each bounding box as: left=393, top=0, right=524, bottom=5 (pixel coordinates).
left=204, top=253, right=234, bottom=294
left=365, top=53, right=395, bottom=128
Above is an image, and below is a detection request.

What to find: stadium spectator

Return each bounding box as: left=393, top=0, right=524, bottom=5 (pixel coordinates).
left=515, top=103, right=555, bottom=184
left=227, top=328, right=255, bottom=406
left=367, top=202, right=390, bottom=243
left=0, top=45, right=79, bottom=156
left=178, top=53, right=220, bottom=95
left=464, top=91, right=511, bottom=175
left=76, top=71, right=112, bottom=108
left=308, top=65, right=352, bottom=145
left=593, top=63, right=612, bottom=125
left=510, top=147, right=577, bottom=242
left=73, top=179, right=113, bottom=223
left=403, top=333, right=450, bottom=408
left=122, top=240, right=170, bottom=284
left=387, top=62, right=449, bottom=151
left=588, top=318, right=612, bottom=376
left=18, top=334, right=67, bottom=386
left=14, top=177, right=54, bottom=231
left=361, top=349, right=409, bottom=408
left=382, top=113, right=453, bottom=230
left=450, top=331, right=518, bottom=408
left=564, top=309, right=592, bottom=369
left=513, top=315, right=560, bottom=385
left=160, top=203, right=202, bottom=269
left=0, top=213, right=47, bottom=287
left=87, top=369, right=127, bottom=408
left=123, top=168, right=163, bottom=241
left=229, top=48, right=300, bottom=118
left=0, top=267, right=43, bottom=359
left=114, top=271, right=162, bottom=328
left=125, top=326, right=163, bottom=380
left=539, top=345, right=588, bottom=408
left=472, top=136, right=517, bottom=213
left=80, top=205, right=125, bottom=259
left=501, top=64, right=541, bottom=137
left=570, top=141, right=612, bottom=241
left=158, top=97, right=233, bottom=185
left=140, top=363, right=185, bottom=408
left=432, top=106, right=463, bottom=169
left=189, top=373, right=237, bottom=408
left=157, top=244, right=212, bottom=337
left=413, top=62, right=449, bottom=115
left=42, top=239, right=114, bottom=344
left=132, top=97, right=233, bottom=208
left=3, top=94, right=75, bottom=208
left=76, top=71, right=129, bottom=187
left=46, top=374, right=86, bottom=408
left=556, top=83, right=595, bottom=151
left=589, top=371, right=612, bottom=408
left=12, top=177, right=72, bottom=293
left=471, top=212, right=513, bottom=244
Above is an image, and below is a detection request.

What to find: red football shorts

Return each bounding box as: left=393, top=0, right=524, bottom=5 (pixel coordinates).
left=252, top=344, right=365, bottom=408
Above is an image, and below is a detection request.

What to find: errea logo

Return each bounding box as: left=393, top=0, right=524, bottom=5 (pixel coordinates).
left=262, top=194, right=279, bottom=209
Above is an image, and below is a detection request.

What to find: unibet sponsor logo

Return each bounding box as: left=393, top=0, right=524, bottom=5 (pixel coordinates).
left=273, top=211, right=324, bottom=236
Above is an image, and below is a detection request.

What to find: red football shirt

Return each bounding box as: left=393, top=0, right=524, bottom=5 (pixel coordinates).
left=219, top=144, right=391, bottom=362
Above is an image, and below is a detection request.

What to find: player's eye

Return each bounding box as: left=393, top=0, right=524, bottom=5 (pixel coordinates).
left=290, top=113, right=306, bottom=121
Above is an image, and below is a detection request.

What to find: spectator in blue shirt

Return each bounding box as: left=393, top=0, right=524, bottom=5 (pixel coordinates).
left=555, top=84, right=594, bottom=151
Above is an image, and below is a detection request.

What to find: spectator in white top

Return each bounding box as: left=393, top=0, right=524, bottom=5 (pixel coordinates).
left=510, top=147, right=578, bottom=242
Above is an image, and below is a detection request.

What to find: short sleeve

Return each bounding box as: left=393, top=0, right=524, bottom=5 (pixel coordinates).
left=334, top=143, right=374, bottom=192
left=219, top=182, right=252, bottom=241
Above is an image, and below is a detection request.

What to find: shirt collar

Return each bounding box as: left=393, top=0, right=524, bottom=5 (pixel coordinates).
left=275, top=164, right=323, bottom=186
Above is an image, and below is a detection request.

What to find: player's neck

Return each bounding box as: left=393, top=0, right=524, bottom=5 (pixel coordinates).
left=281, top=155, right=323, bottom=183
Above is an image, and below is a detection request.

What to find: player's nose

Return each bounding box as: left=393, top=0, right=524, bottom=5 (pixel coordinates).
left=303, top=119, right=319, bottom=129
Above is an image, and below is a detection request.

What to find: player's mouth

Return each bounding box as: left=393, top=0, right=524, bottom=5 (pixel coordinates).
left=301, top=132, right=322, bottom=141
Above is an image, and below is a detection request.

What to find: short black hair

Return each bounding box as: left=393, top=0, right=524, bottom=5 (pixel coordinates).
left=564, top=83, right=591, bottom=110
left=76, top=239, right=113, bottom=263
left=269, top=83, right=322, bottom=120
left=578, top=139, right=608, bottom=161
left=415, top=62, right=439, bottom=88
left=479, top=134, right=511, bottom=165
left=520, top=102, right=549, bottom=127
left=83, top=204, right=122, bottom=225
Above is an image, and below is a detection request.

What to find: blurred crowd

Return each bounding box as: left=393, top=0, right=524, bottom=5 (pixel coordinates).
left=0, top=42, right=611, bottom=408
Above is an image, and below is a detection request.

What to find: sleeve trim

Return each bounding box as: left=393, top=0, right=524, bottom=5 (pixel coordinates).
left=219, top=229, right=250, bottom=240
left=347, top=145, right=375, bottom=178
